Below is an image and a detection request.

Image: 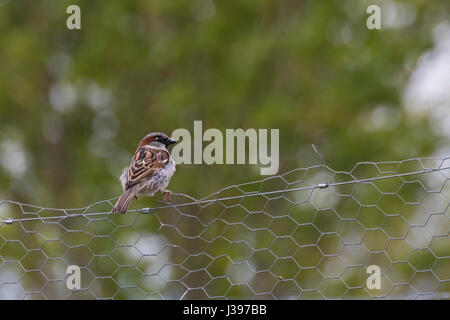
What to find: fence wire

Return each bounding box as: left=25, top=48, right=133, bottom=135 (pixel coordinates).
left=0, top=157, right=449, bottom=299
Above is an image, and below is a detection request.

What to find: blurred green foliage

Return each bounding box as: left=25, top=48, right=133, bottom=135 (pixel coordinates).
left=1, top=0, right=448, bottom=205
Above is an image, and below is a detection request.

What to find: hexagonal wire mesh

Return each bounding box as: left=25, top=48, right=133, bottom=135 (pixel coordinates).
left=0, top=157, right=449, bottom=299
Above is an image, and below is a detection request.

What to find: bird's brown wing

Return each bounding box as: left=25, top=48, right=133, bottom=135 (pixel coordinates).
left=125, top=147, right=170, bottom=190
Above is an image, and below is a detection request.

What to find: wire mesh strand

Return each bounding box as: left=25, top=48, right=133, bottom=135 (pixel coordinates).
left=0, top=156, right=449, bottom=299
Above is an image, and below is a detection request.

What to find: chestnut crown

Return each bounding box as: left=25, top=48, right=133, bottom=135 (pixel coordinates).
left=139, top=132, right=177, bottom=148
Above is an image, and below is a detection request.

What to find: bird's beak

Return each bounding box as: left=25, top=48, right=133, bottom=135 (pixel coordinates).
left=166, top=137, right=177, bottom=145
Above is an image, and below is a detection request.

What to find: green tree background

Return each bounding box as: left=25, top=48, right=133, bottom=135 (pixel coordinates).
left=0, top=0, right=449, bottom=299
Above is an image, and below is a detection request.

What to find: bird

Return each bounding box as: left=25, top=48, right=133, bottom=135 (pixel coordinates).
left=112, top=132, right=177, bottom=214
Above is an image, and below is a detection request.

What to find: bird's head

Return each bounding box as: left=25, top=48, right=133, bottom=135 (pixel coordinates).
left=139, top=132, right=177, bottom=149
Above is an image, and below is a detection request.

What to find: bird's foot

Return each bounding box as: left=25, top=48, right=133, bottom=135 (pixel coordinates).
left=134, top=196, right=138, bottom=201
left=162, top=190, right=172, bottom=202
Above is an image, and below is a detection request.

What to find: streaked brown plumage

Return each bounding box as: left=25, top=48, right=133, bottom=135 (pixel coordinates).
left=112, top=132, right=177, bottom=214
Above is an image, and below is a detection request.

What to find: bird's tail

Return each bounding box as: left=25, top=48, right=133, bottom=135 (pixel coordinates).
left=112, top=187, right=137, bottom=214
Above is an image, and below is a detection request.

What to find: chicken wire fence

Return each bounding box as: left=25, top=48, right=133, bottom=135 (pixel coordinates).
left=0, top=156, right=449, bottom=300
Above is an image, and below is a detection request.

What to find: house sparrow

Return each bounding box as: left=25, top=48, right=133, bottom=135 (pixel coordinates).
left=112, top=132, right=177, bottom=214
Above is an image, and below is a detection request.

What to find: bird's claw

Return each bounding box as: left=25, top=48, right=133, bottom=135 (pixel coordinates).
left=162, top=190, right=172, bottom=202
